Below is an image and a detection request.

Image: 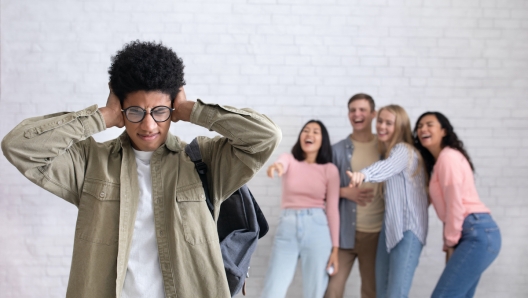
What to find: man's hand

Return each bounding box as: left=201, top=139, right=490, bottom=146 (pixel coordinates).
left=99, top=86, right=125, bottom=128
left=340, top=187, right=374, bottom=206
left=267, top=162, right=284, bottom=178
left=171, top=87, right=195, bottom=122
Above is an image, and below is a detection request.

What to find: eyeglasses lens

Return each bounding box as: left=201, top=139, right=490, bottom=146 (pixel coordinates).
left=126, top=107, right=145, bottom=122
left=152, top=107, right=171, bottom=122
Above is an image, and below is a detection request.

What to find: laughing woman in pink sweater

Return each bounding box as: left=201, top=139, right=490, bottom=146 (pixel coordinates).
left=414, top=112, right=501, bottom=298
left=261, top=120, right=340, bottom=298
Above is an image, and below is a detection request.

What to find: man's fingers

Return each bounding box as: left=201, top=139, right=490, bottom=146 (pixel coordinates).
left=359, top=192, right=375, bottom=199
left=360, top=188, right=374, bottom=194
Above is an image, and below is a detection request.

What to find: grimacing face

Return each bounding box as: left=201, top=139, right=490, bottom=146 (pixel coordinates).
left=122, top=90, right=172, bottom=152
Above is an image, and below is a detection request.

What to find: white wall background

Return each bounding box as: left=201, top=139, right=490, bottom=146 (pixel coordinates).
left=1, top=0, right=527, bottom=297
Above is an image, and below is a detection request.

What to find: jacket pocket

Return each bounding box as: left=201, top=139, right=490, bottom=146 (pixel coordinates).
left=176, top=184, right=216, bottom=246
left=76, top=178, right=120, bottom=245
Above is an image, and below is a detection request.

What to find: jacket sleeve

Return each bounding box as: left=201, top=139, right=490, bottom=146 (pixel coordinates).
left=1, top=105, right=107, bottom=205
left=191, top=100, right=282, bottom=205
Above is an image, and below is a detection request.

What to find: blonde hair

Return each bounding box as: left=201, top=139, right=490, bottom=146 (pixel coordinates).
left=377, top=105, right=425, bottom=190
left=378, top=105, right=427, bottom=196
left=377, top=105, right=414, bottom=158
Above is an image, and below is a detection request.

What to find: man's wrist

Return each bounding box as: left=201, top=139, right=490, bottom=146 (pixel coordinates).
left=98, top=107, right=116, bottom=128
left=173, top=101, right=195, bottom=122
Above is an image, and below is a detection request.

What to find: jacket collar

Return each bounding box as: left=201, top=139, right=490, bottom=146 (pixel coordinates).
left=163, top=133, right=182, bottom=152
left=345, top=134, right=354, bottom=150
left=112, top=131, right=182, bottom=154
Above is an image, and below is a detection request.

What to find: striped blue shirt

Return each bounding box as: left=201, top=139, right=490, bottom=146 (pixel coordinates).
left=360, top=143, right=428, bottom=252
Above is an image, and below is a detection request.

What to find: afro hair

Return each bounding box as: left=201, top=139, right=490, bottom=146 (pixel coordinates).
left=108, top=40, right=185, bottom=104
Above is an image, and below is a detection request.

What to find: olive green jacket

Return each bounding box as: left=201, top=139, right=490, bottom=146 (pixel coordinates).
left=1, top=100, right=281, bottom=298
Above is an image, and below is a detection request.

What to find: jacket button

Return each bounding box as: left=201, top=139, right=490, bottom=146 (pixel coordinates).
left=99, top=192, right=105, bottom=198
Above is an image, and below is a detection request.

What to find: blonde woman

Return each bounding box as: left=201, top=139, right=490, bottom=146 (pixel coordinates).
left=347, top=105, right=428, bottom=298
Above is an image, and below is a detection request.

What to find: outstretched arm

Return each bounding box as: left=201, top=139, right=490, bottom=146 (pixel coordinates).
left=347, top=143, right=411, bottom=188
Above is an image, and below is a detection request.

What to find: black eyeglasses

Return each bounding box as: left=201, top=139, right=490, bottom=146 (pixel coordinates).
left=121, top=106, right=174, bottom=123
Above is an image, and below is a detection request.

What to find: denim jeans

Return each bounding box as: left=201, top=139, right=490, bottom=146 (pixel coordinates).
left=261, top=208, right=332, bottom=298
left=375, top=228, right=423, bottom=298
left=431, top=213, right=501, bottom=298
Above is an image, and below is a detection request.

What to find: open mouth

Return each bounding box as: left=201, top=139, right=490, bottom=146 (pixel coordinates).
left=304, top=139, right=314, bottom=145
left=353, top=119, right=365, bottom=124
left=420, top=134, right=431, bottom=140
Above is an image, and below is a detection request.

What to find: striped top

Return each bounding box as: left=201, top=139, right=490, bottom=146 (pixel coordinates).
left=361, top=143, right=429, bottom=252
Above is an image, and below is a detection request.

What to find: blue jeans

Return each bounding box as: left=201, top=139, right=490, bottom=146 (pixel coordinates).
left=376, top=228, right=423, bottom=298
left=431, top=213, right=501, bottom=298
left=261, top=208, right=332, bottom=298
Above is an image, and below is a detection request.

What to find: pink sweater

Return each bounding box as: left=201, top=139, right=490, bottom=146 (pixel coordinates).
left=429, top=147, right=490, bottom=247
left=276, top=153, right=340, bottom=247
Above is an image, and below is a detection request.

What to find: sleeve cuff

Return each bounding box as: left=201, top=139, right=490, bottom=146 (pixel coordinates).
left=80, top=105, right=106, bottom=137
left=360, top=169, right=370, bottom=182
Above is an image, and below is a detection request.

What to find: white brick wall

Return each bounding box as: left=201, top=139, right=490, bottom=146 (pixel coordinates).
left=1, top=0, right=527, bottom=297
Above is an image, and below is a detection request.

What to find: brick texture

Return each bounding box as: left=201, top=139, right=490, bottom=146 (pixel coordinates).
left=1, top=0, right=527, bottom=297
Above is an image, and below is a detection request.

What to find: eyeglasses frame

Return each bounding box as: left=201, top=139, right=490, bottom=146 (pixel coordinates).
left=121, top=105, right=175, bottom=123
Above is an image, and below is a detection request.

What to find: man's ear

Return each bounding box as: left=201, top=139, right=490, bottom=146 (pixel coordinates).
left=372, top=110, right=377, bottom=118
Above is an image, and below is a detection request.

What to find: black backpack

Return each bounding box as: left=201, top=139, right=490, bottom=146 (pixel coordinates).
left=185, top=138, right=269, bottom=297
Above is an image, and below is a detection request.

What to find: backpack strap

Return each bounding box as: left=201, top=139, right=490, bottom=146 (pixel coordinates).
left=185, top=138, right=214, bottom=215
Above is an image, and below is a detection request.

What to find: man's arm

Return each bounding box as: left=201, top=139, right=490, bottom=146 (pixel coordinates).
left=173, top=88, right=282, bottom=205
left=1, top=89, right=122, bottom=205
left=339, top=187, right=374, bottom=207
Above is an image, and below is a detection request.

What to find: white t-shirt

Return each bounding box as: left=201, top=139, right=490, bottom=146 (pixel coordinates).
left=122, top=149, right=165, bottom=298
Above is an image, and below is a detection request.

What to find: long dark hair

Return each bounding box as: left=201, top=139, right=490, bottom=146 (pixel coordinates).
left=291, top=120, right=333, bottom=164
left=413, top=112, right=474, bottom=176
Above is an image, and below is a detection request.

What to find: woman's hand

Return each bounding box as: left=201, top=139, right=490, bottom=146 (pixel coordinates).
left=443, top=244, right=455, bottom=264
left=326, top=247, right=339, bottom=276
left=346, top=171, right=365, bottom=188
left=267, top=162, right=284, bottom=178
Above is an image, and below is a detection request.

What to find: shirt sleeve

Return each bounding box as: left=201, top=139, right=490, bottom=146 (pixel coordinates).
left=191, top=100, right=282, bottom=207
left=360, top=143, right=410, bottom=183
left=325, top=164, right=341, bottom=247
left=1, top=105, right=106, bottom=205
left=436, top=151, right=466, bottom=247
left=275, top=153, right=292, bottom=174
